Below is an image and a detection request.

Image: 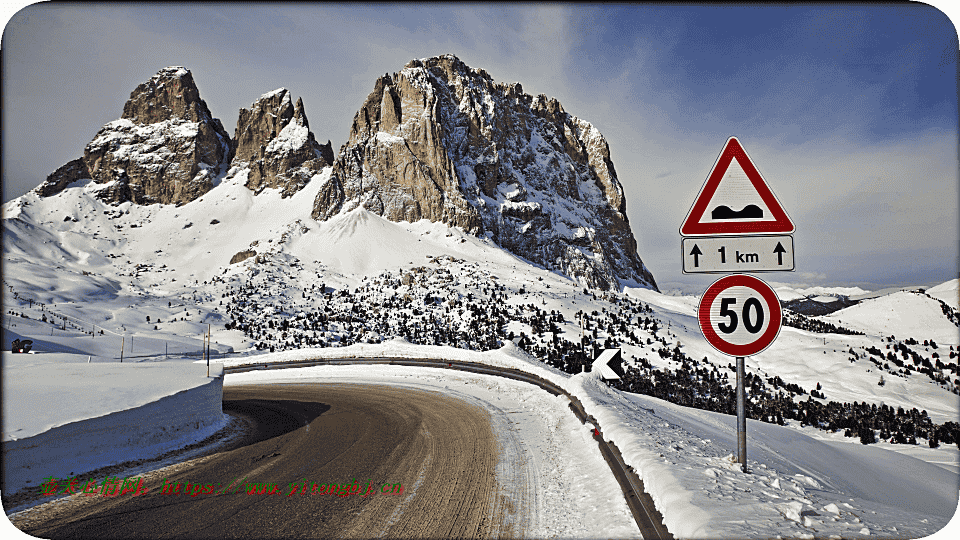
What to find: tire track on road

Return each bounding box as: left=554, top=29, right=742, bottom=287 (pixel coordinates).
left=225, top=356, right=674, bottom=539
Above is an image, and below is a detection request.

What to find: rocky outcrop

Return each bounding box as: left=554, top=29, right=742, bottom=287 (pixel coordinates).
left=41, top=67, right=234, bottom=206
left=229, top=249, right=257, bottom=264
left=32, top=61, right=655, bottom=290
left=313, top=70, right=481, bottom=231
left=229, top=89, right=333, bottom=198
left=314, top=54, right=657, bottom=291
left=122, top=67, right=212, bottom=125
left=37, top=158, right=90, bottom=197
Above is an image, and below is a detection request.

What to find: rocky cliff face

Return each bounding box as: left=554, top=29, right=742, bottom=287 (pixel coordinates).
left=39, top=69, right=333, bottom=204
left=38, top=158, right=90, bottom=198
left=39, top=67, right=233, bottom=205
left=50, top=67, right=235, bottom=206
left=229, top=88, right=334, bottom=198
left=313, top=54, right=657, bottom=291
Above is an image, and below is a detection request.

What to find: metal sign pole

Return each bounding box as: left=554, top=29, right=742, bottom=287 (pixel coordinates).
left=206, top=325, right=210, bottom=377
left=736, top=355, right=747, bottom=473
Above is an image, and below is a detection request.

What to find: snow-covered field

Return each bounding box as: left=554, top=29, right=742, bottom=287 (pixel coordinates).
left=3, top=176, right=959, bottom=538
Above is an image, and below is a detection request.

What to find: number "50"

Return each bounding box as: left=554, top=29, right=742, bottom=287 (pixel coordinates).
left=718, top=298, right=764, bottom=334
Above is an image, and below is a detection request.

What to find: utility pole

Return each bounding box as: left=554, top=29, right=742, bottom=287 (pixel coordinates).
left=120, top=336, right=124, bottom=363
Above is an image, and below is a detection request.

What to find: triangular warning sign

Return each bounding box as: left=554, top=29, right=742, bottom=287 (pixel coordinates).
left=680, top=137, right=794, bottom=236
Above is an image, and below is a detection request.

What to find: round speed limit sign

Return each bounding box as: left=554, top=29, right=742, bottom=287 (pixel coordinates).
left=698, top=274, right=782, bottom=356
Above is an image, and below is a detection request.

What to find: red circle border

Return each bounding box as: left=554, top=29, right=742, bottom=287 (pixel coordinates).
left=698, top=274, right=782, bottom=356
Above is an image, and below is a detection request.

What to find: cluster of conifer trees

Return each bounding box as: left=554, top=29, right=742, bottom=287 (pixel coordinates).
left=220, top=262, right=957, bottom=448
left=607, top=344, right=959, bottom=448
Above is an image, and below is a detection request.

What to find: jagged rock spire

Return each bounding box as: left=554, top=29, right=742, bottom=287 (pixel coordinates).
left=122, top=66, right=212, bottom=125
left=230, top=88, right=334, bottom=198
left=39, top=66, right=234, bottom=206
left=313, top=54, right=657, bottom=291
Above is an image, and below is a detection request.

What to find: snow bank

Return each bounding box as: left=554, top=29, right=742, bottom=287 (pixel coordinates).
left=563, top=372, right=957, bottom=539
left=2, top=359, right=226, bottom=496
left=218, top=338, right=570, bottom=388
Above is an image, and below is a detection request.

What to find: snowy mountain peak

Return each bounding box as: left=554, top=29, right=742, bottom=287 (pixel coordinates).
left=37, top=67, right=234, bottom=206
left=313, top=54, right=658, bottom=291
left=28, top=60, right=654, bottom=290
left=34, top=69, right=340, bottom=206
left=121, top=66, right=214, bottom=126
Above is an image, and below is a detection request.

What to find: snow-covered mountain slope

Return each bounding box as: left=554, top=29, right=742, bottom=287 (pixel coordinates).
left=2, top=162, right=572, bottom=355
left=625, top=284, right=959, bottom=423
left=5, top=173, right=958, bottom=423
left=929, top=278, right=960, bottom=310
left=820, top=290, right=959, bottom=344
left=3, top=174, right=958, bottom=537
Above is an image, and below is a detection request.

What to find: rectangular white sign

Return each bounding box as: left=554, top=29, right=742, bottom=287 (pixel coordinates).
left=681, top=235, right=794, bottom=273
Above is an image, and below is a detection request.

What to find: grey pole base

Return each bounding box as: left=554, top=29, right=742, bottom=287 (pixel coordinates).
left=736, top=356, right=748, bottom=473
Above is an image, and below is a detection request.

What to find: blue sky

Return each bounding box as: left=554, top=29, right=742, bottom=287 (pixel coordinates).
left=2, top=2, right=957, bottom=292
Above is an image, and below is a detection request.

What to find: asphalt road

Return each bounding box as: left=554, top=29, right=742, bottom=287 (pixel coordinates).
left=11, top=382, right=518, bottom=539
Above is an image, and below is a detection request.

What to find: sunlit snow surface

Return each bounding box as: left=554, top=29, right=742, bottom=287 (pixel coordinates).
left=821, top=291, right=959, bottom=345
left=2, top=174, right=958, bottom=537
left=928, top=279, right=960, bottom=310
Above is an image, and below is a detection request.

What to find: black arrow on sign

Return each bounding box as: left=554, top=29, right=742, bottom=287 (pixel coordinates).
left=774, top=242, right=787, bottom=265
left=690, top=244, right=703, bottom=267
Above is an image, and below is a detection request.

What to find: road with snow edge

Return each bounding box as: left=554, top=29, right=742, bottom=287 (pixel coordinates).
left=11, top=357, right=672, bottom=539
left=13, top=382, right=519, bottom=538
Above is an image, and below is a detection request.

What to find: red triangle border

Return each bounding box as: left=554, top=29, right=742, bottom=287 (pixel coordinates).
left=680, top=137, right=794, bottom=235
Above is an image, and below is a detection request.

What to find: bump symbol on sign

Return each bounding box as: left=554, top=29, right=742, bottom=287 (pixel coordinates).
left=711, top=204, right=763, bottom=220
left=680, top=137, right=794, bottom=236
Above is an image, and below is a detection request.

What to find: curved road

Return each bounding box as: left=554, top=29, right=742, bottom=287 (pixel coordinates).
left=12, top=383, right=520, bottom=539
